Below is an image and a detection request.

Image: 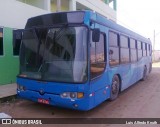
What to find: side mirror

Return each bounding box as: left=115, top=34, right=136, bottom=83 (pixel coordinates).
left=92, top=28, right=100, bottom=42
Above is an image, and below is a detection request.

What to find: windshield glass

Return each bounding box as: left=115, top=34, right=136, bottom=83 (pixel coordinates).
left=20, top=26, right=88, bottom=83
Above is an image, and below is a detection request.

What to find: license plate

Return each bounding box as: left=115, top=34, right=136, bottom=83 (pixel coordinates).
left=38, top=98, right=49, bottom=104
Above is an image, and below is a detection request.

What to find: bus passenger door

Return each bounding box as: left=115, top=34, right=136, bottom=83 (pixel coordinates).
left=90, top=28, right=109, bottom=105
left=120, top=64, right=131, bottom=90
left=119, top=35, right=131, bottom=90
left=130, top=62, right=138, bottom=85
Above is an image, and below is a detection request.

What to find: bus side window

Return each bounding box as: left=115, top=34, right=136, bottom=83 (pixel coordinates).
left=130, top=38, right=137, bottom=62
left=148, top=44, right=152, bottom=56
left=137, top=41, right=143, bottom=60
left=147, top=44, right=150, bottom=56
left=142, top=42, right=146, bottom=57
left=109, top=31, right=119, bottom=66
left=120, top=35, right=130, bottom=64
left=0, top=28, right=3, bottom=56
left=90, top=31, right=105, bottom=79
left=147, top=44, right=149, bottom=56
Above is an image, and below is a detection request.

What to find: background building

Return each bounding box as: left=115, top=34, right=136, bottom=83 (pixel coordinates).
left=0, top=0, right=116, bottom=29
left=0, top=0, right=116, bottom=85
left=153, top=50, right=160, bottom=62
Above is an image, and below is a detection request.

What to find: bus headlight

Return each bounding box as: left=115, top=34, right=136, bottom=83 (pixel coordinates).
left=60, top=92, right=84, bottom=99
left=70, top=92, right=77, bottom=98
left=61, top=92, right=68, bottom=98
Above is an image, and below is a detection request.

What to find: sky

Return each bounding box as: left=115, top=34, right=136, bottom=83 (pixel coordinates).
left=117, top=0, right=160, bottom=50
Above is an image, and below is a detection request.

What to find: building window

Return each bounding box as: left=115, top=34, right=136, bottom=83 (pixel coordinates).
left=13, top=30, right=23, bottom=56
left=90, top=32, right=105, bottom=79
left=0, top=28, right=3, bottom=56
left=103, top=0, right=117, bottom=11
left=109, top=31, right=119, bottom=66
left=120, top=35, right=130, bottom=64
left=51, top=0, right=69, bottom=12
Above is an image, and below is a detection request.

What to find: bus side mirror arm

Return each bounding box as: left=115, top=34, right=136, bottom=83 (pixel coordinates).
left=92, top=28, right=100, bottom=42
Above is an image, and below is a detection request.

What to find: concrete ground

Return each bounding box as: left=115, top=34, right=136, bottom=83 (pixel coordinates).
left=1, top=63, right=160, bottom=127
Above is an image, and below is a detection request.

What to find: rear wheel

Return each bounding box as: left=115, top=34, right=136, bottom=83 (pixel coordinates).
left=110, top=75, right=120, bottom=101
left=142, top=66, right=147, bottom=81
left=149, top=63, right=152, bottom=73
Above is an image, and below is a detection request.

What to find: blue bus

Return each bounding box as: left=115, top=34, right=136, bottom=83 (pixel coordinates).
left=17, top=11, right=152, bottom=111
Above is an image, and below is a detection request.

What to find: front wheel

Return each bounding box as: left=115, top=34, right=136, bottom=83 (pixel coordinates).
left=110, top=75, right=120, bottom=101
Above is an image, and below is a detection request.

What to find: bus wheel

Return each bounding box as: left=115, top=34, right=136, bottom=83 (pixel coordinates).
left=110, top=75, right=120, bottom=101
left=142, top=66, right=147, bottom=81
left=149, top=63, right=152, bottom=73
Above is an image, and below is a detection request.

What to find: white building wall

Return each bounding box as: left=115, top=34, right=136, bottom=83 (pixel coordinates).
left=0, top=0, right=116, bottom=29
left=18, top=0, right=50, bottom=11
left=153, top=50, right=160, bottom=62
left=70, top=0, right=116, bottom=22
left=0, top=0, right=49, bottom=29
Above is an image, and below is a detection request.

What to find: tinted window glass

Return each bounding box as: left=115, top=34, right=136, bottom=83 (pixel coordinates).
left=90, top=34, right=105, bottom=63
left=147, top=44, right=150, bottom=56
left=120, top=35, right=128, bottom=48
left=143, top=43, right=147, bottom=56
left=0, top=28, right=3, bottom=56
left=143, top=43, right=146, bottom=50
left=130, top=38, right=136, bottom=49
left=20, top=26, right=88, bottom=83
left=109, top=47, right=119, bottom=66
left=120, top=48, right=130, bottom=64
left=109, top=31, right=119, bottom=66
left=131, top=49, right=137, bottom=62
left=109, top=31, right=118, bottom=46
left=90, top=32, right=105, bottom=79
left=90, top=42, right=96, bottom=63
left=96, top=34, right=104, bottom=62
left=137, top=41, right=142, bottom=49
left=149, top=45, right=152, bottom=56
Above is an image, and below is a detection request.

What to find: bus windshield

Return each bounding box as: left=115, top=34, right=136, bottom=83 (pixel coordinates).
left=19, top=26, right=88, bottom=83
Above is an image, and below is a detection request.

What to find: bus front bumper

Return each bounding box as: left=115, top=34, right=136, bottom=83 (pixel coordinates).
left=17, top=90, right=94, bottom=111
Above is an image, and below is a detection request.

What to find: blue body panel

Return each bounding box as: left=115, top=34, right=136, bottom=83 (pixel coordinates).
left=17, top=77, right=110, bottom=111
left=17, top=10, right=152, bottom=111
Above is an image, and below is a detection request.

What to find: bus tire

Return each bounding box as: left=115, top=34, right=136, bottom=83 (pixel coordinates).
left=142, top=66, right=147, bottom=81
left=149, top=63, right=152, bottom=73
left=109, top=75, right=120, bottom=101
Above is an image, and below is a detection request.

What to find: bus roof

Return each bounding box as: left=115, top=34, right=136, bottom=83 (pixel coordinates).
left=92, top=12, right=151, bottom=44
left=25, top=10, right=151, bottom=44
